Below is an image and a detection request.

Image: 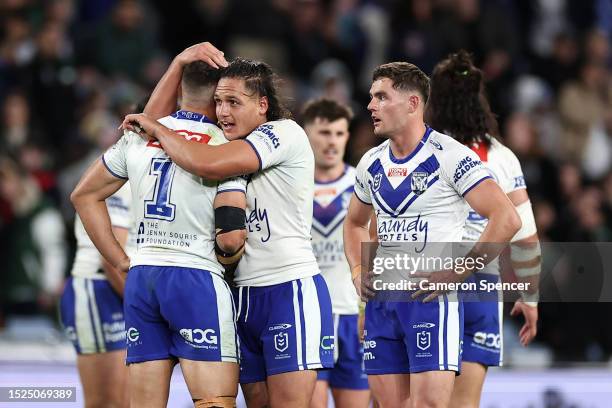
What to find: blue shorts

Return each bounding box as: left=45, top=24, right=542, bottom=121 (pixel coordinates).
left=233, top=274, right=334, bottom=383
left=364, top=293, right=463, bottom=375
left=462, top=273, right=503, bottom=367
left=317, top=314, right=369, bottom=390
left=124, top=265, right=237, bottom=365
left=60, top=276, right=126, bottom=354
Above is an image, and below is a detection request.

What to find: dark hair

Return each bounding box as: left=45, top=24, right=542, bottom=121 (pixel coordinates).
left=425, top=50, right=499, bottom=147
left=372, top=62, right=430, bottom=104
left=301, top=98, right=353, bottom=126
left=181, top=61, right=221, bottom=91
left=220, top=58, right=292, bottom=121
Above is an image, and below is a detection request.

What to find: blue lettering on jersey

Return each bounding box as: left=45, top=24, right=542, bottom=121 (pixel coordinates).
left=429, top=139, right=443, bottom=150
left=246, top=197, right=271, bottom=242
left=255, top=124, right=280, bottom=149
left=514, top=175, right=526, bottom=188
left=378, top=213, right=428, bottom=252
left=453, top=156, right=482, bottom=183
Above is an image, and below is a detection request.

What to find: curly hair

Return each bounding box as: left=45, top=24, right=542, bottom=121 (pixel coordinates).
left=220, top=58, right=292, bottom=121
left=424, top=50, right=499, bottom=147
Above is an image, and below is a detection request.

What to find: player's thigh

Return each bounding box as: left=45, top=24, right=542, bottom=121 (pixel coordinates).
left=331, top=387, right=371, bottom=408
left=267, top=370, right=317, bottom=408
left=128, top=359, right=175, bottom=408
left=409, top=370, right=455, bottom=408
left=77, top=350, right=128, bottom=408
left=449, top=362, right=487, bottom=408
left=179, top=359, right=239, bottom=401
left=310, top=380, right=329, bottom=408
left=367, top=374, right=410, bottom=408
left=241, top=381, right=269, bottom=408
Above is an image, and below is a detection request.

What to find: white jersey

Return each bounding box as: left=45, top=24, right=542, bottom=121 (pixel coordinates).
left=71, top=183, right=133, bottom=279
left=103, top=110, right=246, bottom=276
left=312, top=165, right=360, bottom=315
left=235, top=119, right=320, bottom=286
left=355, top=127, right=491, bottom=260
left=463, top=138, right=526, bottom=274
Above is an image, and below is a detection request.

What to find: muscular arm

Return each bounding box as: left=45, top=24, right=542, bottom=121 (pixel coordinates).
left=153, top=125, right=260, bottom=180
left=214, top=191, right=247, bottom=254
left=144, top=42, right=228, bottom=119
left=464, top=179, right=522, bottom=265
left=101, top=227, right=129, bottom=296
left=70, top=160, right=130, bottom=273
left=344, top=195, right=374, bottom=271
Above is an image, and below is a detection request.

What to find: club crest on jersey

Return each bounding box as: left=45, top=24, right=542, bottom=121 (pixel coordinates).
left=411, top=172, right=429, bottom=195
left=372, top=173, right=383, bottom=192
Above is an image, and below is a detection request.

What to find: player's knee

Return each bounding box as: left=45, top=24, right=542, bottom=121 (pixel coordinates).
left=85, top=396, right=125, bottom=408
left=193, top=396, right=236, bottom=407
left=410, top=395, right=448, bottom=408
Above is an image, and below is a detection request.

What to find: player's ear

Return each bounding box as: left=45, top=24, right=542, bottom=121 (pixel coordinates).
left=407, top=94, right=420, bottom=113
left=258, top=96, right=269, bottom=116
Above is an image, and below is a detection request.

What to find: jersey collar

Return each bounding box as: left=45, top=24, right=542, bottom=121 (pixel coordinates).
left=171, top=110, right=216, bottom=125
left=388, top=125, right=433, bottom=164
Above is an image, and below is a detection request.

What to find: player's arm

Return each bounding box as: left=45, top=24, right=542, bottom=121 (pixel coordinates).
left=101, top=227, right=129, bottom=296
left=70, top=160, right=130, bottom=274
left=505, top=188, right=540, bottom=345
left=144, top=42, right=228, bottom=119
left=463, top=179, right=521, bottom=261
left=344, top=194, right=375, bottom=298
left=214, top=190, right=247, bottom=266
left=122, top=114, right=259, bottom=180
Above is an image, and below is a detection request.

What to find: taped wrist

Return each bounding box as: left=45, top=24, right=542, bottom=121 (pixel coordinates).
left=351, top=264, right=362, bottom=280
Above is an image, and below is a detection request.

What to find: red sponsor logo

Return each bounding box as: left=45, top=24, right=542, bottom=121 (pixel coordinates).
left=315, top=188, right=337, bottom=197
left=387, top=168, right=408, bottom=177
left=147, top=130, right=212, bottom=149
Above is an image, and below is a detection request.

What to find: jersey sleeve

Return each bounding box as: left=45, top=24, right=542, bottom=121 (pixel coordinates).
left=217, top=175, right=248, bottom=194
left=440, top=143, right=492, bottom=196
left=354, top=153, right=372, bottom=205
left=499, top=147, right=526, bottom=193
left=102, top=132, right=131, bottom=179
left=107, top=184, right=132, bottom=229
left=245, top=121, right=295, bottom=170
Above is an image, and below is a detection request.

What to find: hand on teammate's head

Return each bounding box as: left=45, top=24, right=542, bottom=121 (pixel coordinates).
left=176, top=42, right=228, bottom=69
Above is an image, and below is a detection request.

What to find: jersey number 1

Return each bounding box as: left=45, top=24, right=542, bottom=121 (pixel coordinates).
left=145, top=158, right=176, bottom=221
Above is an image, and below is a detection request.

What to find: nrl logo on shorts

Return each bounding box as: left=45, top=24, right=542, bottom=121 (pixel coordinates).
left=416, top=331, right=431, bottom=351
left=411, top=172, right=429, bottom=195
left=372, top=173, right=383, bottom=193
left=274, top=332, right=289, bottom=352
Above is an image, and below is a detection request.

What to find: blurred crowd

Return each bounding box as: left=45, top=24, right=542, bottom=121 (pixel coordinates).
left=1, top=0, right=611, bottom=363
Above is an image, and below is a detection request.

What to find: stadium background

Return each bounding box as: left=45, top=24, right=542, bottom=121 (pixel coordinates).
left=0, top=0, right=611, bottom=406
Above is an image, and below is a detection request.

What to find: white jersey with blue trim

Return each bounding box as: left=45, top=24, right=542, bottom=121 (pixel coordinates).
left=463, top=137, right=526, bottom=274
left=102, top=110, right=246, bottom=276
left=71, top=182, right=134, bottom=279
left=355, top=127, right=491, bottom=256
left=235, top=119, right=320, bottom=286
left=312, top=165, right=359, bottom=315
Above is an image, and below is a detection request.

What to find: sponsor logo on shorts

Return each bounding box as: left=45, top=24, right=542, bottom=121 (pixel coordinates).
left=103, top=320, right=126, bottom=343
left=268, top=323, right=292, bottom=331
left=416, top=331, right=431, bottom=351
left=180, top=328, right=218, bottom=347
left=473, top=331, right=501, bottom=349
left=127, top=327, right=140, bottom=342
left=274, top=332, right=289, bottom=353
left=412, top=322, right=435, bottom=329
left=363, top=337, right=376, bottom=361
left=320, top=335, right=334, bottom=351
